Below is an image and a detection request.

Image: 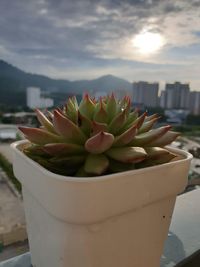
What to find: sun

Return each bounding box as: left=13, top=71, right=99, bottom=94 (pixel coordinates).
left=132, top=31, right=164, bottom=54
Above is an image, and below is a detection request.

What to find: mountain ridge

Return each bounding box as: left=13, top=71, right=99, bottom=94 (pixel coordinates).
left=0, top=59, right=132, bottom=106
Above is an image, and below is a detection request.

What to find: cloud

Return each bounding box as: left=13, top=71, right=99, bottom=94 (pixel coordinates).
left=0, top=0, right=200, bottom=89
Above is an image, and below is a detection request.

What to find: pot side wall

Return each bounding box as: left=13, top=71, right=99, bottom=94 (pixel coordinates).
left=23, top=186, right=176, bottom=267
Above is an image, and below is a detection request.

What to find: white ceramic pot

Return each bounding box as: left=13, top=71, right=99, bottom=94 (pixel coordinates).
left=11, top=140, right=192, bottom=267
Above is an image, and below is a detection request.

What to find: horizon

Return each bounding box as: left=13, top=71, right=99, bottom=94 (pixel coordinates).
left=1, top=59, right=195, bottom=92
left=0, top=1, right=200, bottom=90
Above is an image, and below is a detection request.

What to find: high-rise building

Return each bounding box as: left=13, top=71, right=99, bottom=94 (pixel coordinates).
left=26, top=87, right=54, bottom=109
left=132, top=81, right=159, bottom=108
left=164, top=82, right=190, bottom=109
left=189, top=91, right=200, bottom=115
left=159, top=90, right=166, bottom=108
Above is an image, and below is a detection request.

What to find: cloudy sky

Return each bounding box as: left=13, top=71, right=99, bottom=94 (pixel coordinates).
left=0, top=0, right=200, bottom=90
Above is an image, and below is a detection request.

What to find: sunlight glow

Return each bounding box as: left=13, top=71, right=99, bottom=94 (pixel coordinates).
left=132, top=31, right=164, bottom=54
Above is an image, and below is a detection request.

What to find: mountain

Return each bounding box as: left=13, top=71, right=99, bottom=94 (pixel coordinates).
left=0, top=60, right=132, bottom=106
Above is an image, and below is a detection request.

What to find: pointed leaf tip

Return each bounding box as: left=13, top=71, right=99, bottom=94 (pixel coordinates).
left=85, top=131, right=114, bottom=154
left=35, top=109, right=55, bottom=133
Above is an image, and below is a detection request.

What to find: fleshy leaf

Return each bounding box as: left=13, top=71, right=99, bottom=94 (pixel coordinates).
left=144, top=114, right=159, bottom=122
left=120, top=96, right=131, bottom=114
left=49, top=155, right=85, bottom=166
left=146, top=131, right=180, bottom=147
left=106, top=147, right=147, bottom=163
left=35, top=109, right=56, bottom=133
left=85, top=131, right=114, bottom=154
left=134, top=112, right=147, bottom=129
left=79, top=93, right=95, bottom=119
left=75, top=166, right=89, bottom=177
left=125, top=109, right=139, bottom=125
left=138, top=117, right=159, bottom=134
left=23, top=145, right=50, bottom=157
left=137, top=149, right=176, bottom=167
left=47, top=111, right=53, bottom=120
left=129, top=126, right=171, bottom=146
left=106, top=93, right=117, bottom=122
left=65, top=97, right=78, bottom=124
left=91, top=121, right=108, bottom=136
left=84, top=154, right=109, bottom=175
left=113, top=124, right=137, bottom=146
left=145, top=147, right=171, bottom=158
left=78, top=111, right=92, bottom=136
left=43, top=143, right=85, bottom=156
left=19, top=127, right=63, bottom=145
left=53, top=110, right=86, bottom=144
left=71, top=96, right=79, bottom=109
left=108, top=110, right=126, bottom=134
left=93, top=98, right=108, bottom=123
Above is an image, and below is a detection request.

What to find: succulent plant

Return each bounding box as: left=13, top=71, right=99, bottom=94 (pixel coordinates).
left=19, top=94, right=179, bottom=177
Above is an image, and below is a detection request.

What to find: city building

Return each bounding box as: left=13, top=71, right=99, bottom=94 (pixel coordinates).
left=132, top=81, right=159, bottom=108
left=163, top=82, right=190, bottom=109
left=189, top=91, right=200, bottom=115
left=26, top=87, right=54, bottom=109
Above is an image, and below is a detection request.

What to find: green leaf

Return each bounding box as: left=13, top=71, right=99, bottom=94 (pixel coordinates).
left=146, top=131, right=180, bottom=147
left=91, top=121, right=108, bottom=136
left=144, top=114, right=159, bottom=122
left=35, top=109, right=56, bottom=133
left=43, top=143, right=85, bottom=156
left=79, top=93, right=95, bottom=119
left=106, top=93, right=117, bottom=122
left=93, top=98, right=108, bottom=123
left=49, top=155, right=85, bottom=166
left=53, top=110, right=86, bottom=144
left=78, top=111, right=92, bottom=136
left=119, top=109, right=138, bottom=133
left=108, top=110, right=126, bottom=135
left=85, top=131, right=114, bottom=154
left=113, top=124, right=137, bottom=146
left=19, top=126, right=63, bottom=145
left=65, top=97, right=78, bottom=124
left=138, top=117, right=158, bottom=134
left=106, top=147, right=147, bottom=163
left=129, top=126, right=172, bottom=146
left=75, top=166, right=89, bottom=177
left=126, top=109, right=138, bottom=124
left=84, top=154, right=109, bottom=175
left=137, top=150, right=176, bottom=168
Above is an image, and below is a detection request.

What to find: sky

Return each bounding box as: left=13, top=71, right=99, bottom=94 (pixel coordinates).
left=0, top=0, right=200, bottom=90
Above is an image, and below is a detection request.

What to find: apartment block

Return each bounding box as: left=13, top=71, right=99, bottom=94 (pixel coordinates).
left=26, top=87, right=54, bottom=109
left=189, top=91, right=200, bottom=115
left=132, top=81, right=159, bottom=108
left=163, top=82, right=190, bottom=109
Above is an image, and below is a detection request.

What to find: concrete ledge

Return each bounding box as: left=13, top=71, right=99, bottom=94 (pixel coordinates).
left=161, top=188, right=200, bottom=266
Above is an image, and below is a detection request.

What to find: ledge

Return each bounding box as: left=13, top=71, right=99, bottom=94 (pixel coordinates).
left=1, top=189, right=200, bottom=267
left=161, top=188, right=200, bottom=266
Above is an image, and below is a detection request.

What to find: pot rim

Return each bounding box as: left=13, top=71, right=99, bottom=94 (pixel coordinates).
left=11, top=140, right=193, bottom=183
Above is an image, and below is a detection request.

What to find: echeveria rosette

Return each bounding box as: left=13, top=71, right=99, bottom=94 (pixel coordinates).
left=19, top=94, right=179, bottom=177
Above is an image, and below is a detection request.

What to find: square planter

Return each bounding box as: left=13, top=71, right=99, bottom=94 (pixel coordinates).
left=11, top=140, right=192, bottom=267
